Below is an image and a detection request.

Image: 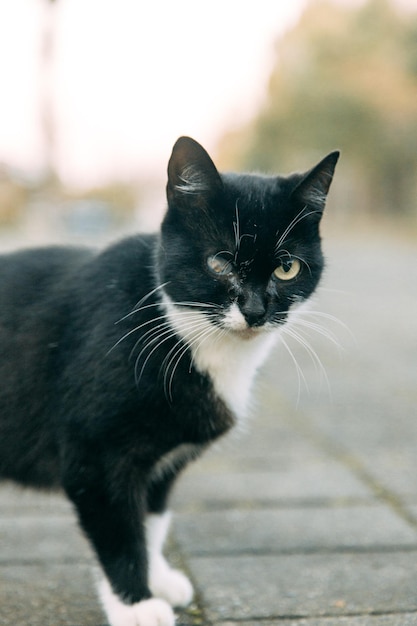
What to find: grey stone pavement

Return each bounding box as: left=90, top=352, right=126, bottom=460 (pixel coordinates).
left=1, top=230, right=417, bottom=625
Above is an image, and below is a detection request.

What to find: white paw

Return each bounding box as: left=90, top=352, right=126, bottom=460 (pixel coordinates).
left=98, top=579, right=175, bottom=626
left=149, top=555, right=193, bottom=608
left=131, top=598, right=175, bottom=626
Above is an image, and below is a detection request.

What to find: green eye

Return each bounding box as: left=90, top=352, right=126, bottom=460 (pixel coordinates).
left=207, top=255, right=233, bottom=275
left=273, top=258, right=301, bottom=281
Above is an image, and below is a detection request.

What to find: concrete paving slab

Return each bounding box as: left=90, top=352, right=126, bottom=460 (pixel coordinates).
left=0, top=563, right=104, bottom=626
left=175, top=505, right=417, bottom=556
left=355, top=450, right=417, bottom=502
left=187, top=552, right=417, bottom=621
left=0, top=515, right=93, bottom=563
left=173, top=460, right=373, bottom=512
left=0, top=484, right=72, bottom=515
left=186, top=426, right=325, bottom=474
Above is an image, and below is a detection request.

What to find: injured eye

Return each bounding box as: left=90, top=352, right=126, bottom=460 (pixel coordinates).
left=273, top=258, right=302, bottom=281
left=207, top=255, right=234, bottom=276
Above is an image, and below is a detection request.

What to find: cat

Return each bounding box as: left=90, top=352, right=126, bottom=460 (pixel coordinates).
left=0, top=136, right=339, bottom=626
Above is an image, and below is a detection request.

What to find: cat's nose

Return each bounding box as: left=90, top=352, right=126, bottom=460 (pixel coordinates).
left=239, top=293, right=266, bottom=327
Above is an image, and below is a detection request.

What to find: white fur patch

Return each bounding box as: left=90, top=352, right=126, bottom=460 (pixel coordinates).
left=161, top=295, right=279, bottom=419
left=98, top=578, right=175, bottom=626
left=221, top=302, right=248, bottom=331
left=146, top=512, right=193, bottom=608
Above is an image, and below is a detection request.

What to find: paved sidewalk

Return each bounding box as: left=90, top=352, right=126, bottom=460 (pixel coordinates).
left=1, top=233, right=417, bottom=625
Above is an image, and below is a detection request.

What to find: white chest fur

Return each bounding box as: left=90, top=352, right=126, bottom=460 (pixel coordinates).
left=161, top=297, right=279, bottom=419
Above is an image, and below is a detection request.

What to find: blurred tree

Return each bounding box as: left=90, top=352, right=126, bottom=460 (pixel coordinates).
left=0, top=169, right=28, bottom=226
left=218, top=0, right=417, bottom=218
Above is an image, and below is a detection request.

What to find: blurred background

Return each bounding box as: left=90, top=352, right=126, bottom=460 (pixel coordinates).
left=1, top=0, right=417, bottom=245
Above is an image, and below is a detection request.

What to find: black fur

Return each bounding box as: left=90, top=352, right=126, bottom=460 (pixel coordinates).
left=0, top=137, right=338, bottom=614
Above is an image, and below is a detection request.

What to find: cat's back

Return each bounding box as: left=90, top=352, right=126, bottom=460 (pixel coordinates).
left=0, top=235, right=157, bottom=485
left=0, top=245, right=93, bottom=317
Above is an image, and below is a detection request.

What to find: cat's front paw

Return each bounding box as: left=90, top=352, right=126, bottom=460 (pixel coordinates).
left=131, top=598, right=175, bottom=626
left=99, top=579, right=176, bottom=626
left=149, top=555, right=193, bottom=607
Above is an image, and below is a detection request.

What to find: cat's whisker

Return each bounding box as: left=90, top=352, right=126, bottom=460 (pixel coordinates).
left=297, top=309, right=355, bottom=344
left=135, top=317, right=207, bottom=377
left=135, top=311, right=204, bottom=341
left=278, top=335, right=307, bottom=404
left=233, top=199, right=241, bottom=262
left=187, top=323, right=221, bottom=374
left=275, top=206, right=320, bottom=253
left=130, top=320, right=175, bottom=362
left=136, top=315, right=211, bottom=388
left=114, top=302, right=164, bottom=325
left=162, top=320, right=217, bottom=401
left=165, top=341, right=191, bottom=402
left=135, top=330, right=177, bottom=386
left=131, top=282, right=170, bottom=317
left=170, top=301, right=221, bottom=309
left=282, top=325, right=331, bottom=396
left=292, top=318, right=342, bottom=349
left=110, top=304, right=218, bottom=355
left=165, top=322, right=222, bottom=402
left=118, top=298, right=222, bottom=325
left=108, top=310, right=205, bottom=356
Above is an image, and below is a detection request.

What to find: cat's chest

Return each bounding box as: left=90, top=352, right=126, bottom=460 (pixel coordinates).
left=191, top=331, right=277, bottom=419
left=161, top=298, right=278, bottom=419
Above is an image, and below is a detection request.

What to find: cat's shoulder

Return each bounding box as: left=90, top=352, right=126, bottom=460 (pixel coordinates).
left=97, top=233, right=157, bottom=266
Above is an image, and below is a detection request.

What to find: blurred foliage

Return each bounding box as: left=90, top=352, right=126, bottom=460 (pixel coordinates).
left=217, top=0, right=417, bottom=220
left=66, top=182, right=138, bottom=222
left=0, top=170, right=28, bottom=226
left=0, top=166, right=138, bottom=236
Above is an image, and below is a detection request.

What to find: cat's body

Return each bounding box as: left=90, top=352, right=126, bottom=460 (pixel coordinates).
left=0, top=137, right=338, bottom=626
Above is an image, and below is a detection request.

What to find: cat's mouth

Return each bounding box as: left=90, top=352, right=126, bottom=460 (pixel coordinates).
left=230, top=326, right=264, bottom=340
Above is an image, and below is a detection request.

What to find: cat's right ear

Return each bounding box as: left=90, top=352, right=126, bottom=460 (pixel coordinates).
left=166, top=136, right=223, bottom=206
left=291, top=150, right=340, bottom=214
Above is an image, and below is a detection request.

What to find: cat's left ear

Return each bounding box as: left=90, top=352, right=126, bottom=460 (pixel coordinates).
left=166, top=136, right=223, bottom=206
left=291, top=151, right=340, bottom=213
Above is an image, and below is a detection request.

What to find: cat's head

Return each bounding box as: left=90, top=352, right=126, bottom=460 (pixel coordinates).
left=158, top=136, right=339, bottom=338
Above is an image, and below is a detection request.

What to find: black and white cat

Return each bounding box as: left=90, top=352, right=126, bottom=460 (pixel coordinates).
left=0, top=137, right=338, bottom=626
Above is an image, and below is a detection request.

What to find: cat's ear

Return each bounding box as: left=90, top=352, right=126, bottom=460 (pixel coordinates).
left=167, top=136, right=223, bottom=205
left=291, top=151, right=340, bottom=213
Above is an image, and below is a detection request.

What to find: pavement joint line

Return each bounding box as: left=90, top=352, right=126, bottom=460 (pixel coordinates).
left=278, top=401, right=417, bottom=531
left=0, top=558, right=92, bottom=566
left=168, top=536, right=212, bottom=626
left=213, top=607, right=417, bottom=623
left=178, top=544, right=417, bottom=559
left=174, top=496, right=378, bottom=514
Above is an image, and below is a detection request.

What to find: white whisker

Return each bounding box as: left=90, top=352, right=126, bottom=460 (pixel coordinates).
left=162, top=319, right=216, bottom=401
left=279, top=335, right=307, bottom=404
left=283, top=326, right=331, bottom=396
left=137, top=315, right=211, bottom=388
left=292, top=318, right=341, bottom=349
left=275, top=206, right=320, bottom=252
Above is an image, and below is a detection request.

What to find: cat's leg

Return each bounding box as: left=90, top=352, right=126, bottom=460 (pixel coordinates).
left=146, top=510, right=193, bottom=608
left=64, top=471, right=176, bottom=626
left=145, top=472, right=194, bottom=608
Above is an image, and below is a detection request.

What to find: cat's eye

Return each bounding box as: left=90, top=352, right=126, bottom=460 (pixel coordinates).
left=207, top=255, right=234, bottom=275
left=273, top=258, right=302, bottom=281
